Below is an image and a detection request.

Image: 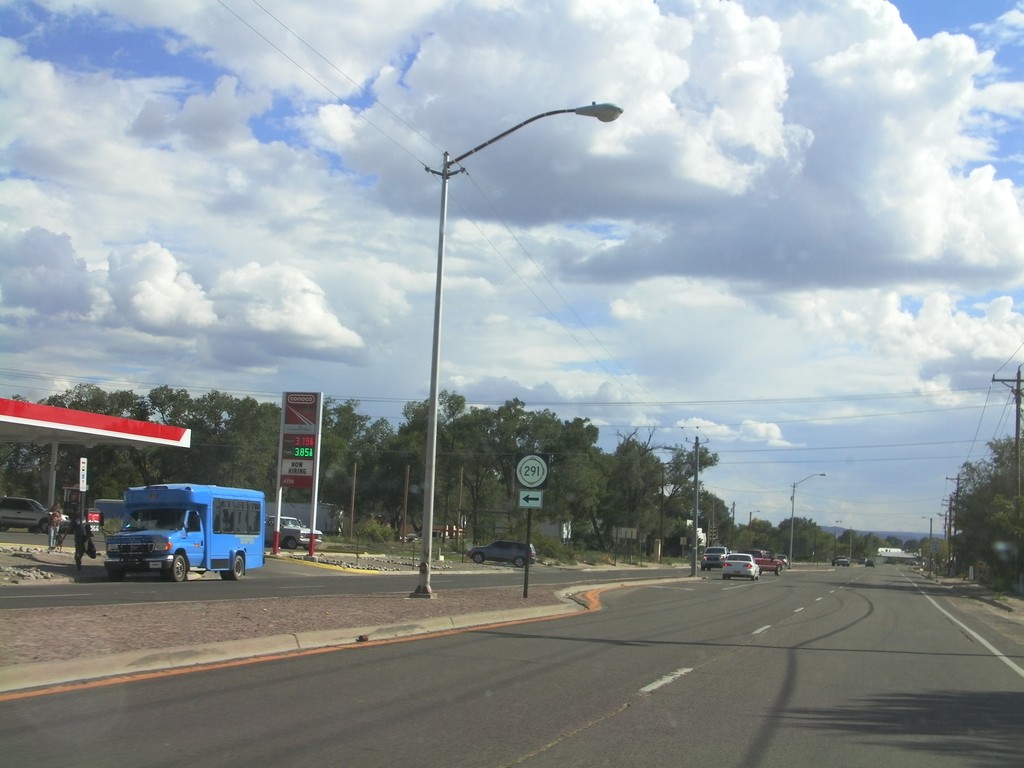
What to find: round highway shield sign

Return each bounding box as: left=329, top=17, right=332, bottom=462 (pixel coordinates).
left=516, top=454, right=549, bottom=489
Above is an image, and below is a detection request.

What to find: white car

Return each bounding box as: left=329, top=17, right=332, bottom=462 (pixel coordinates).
left=722, top=553, right=761, bottom=580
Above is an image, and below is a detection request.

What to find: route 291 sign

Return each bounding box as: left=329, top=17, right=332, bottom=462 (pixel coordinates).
left=515, top=454, right=549, bottom=489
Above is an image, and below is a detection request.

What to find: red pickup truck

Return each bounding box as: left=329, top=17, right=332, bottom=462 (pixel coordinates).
left=737, top=549, right=784, bottom=575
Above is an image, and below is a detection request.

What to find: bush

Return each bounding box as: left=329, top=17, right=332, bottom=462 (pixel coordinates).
left=358, top=518, right=394, bottom=544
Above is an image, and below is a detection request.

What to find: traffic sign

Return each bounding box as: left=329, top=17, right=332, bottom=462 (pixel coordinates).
left=515, top=454, right=549, bottom=489
left=518, top=490, right=544, bottom=509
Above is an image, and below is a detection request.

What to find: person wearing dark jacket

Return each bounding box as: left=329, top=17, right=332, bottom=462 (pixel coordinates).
left=71, top=511, right=92, bottom=571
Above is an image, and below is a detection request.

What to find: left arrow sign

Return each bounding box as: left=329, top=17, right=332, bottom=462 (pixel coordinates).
left=518, top=490, right=543, bottom=509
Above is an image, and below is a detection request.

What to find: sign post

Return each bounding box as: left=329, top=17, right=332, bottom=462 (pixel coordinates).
left=516, top=454, right=549, bottom=598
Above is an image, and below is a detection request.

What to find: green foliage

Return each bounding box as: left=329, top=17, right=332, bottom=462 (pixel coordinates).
left=357, top=518, right=395, bottom=543
left=952, top=437, right=1024, bottom=585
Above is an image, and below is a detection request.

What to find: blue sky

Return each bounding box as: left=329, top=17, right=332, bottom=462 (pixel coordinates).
left=3, top=0, right=1024, bottom=536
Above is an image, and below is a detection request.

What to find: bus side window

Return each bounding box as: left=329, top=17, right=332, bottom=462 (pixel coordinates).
left=187, top=511, right=202, bottom=533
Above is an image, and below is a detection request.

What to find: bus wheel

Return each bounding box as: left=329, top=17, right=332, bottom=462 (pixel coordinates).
left=170, top=553, right=188, bottom=583
left=222, top=553, right=245, bottom=581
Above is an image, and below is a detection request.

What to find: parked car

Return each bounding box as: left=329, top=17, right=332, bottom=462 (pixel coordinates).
left=722, top=553, right=761, bottom=580
left=265, top=516, right=323, bottom=550
left=833, top=556, right=851, bottom=567
left=865, top=558, right=875, bottom=567
left=0, top=496, right=49, bottom=533
left=466, top=540, right=536, bottom=567
left=700, top=545, right=729, bottom=570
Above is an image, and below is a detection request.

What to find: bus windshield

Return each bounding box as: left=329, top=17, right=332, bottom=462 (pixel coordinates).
left=121, top=507, right=187, bottom=532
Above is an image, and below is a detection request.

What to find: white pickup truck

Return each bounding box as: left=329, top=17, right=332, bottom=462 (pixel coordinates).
left=265, top=515, right=323, bottom=549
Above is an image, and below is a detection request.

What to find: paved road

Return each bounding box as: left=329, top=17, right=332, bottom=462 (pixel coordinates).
left=3, top=565, right=1021, bottom=767
left=0, top=541, right=681, bottom=607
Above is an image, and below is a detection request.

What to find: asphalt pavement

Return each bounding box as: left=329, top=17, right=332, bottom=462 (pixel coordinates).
left=2, top=543, right=1019, bottom=697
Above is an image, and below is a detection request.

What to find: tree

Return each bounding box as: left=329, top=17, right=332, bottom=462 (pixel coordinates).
left=780, top=516, right=821, bottom=561
left=602, top=431, right=662, bottom=552
left=953, top=437, right=1023, bottom=586
left=739, top=517, right=777, bottom=551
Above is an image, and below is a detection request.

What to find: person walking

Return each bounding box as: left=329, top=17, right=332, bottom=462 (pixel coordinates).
left=47, top=503, right=63, bottom=551
left=71, top=509, right=92, bottom=571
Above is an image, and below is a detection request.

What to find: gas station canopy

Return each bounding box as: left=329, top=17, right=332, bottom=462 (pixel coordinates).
left=0, top=397, right=191, bottom=449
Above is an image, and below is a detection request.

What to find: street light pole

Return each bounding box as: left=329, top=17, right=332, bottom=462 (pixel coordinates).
left=412, top=102, right=623, bottom=597
left=692, top=435, right=700, bottom=577
left=788, top=473, right=826, bottom=566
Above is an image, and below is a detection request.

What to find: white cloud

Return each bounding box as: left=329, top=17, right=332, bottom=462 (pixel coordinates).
left=106, top=242, right=216, bottom=333
left=210, top=261, right=364, bottom=355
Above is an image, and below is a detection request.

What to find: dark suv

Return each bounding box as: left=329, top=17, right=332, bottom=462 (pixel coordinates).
left=466, top=540, right=536, bottom=567
left=701, top=546, right=729, bottom=570
left=0, top=496, right=49, bottom=533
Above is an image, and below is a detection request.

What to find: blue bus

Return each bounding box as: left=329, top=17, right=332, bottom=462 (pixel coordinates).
left=104, top=484, right=265, bottom=582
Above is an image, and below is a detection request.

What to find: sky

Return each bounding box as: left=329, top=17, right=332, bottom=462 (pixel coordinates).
left=2, top=0, right=1024, bottom=538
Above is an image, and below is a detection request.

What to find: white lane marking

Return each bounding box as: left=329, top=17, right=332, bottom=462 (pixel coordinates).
left=815, top=597, right=823, bottom=602
left=794, top=607, right=805, bottom=613
left=640, top=667, right=694, bottom=693
left=753, top=625, right=771, bottom=635
left=908, top=577, right=1024, bottom=681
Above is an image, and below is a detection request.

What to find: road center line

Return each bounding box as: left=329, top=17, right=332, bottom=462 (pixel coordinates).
left=753, top=625, right=771, bottom=635
left=794, top=607, right=805, bottom=613
left=639, top=667, right=694, bottom=693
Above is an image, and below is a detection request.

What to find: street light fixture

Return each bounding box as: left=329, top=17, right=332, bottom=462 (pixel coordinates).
left=789, top=473, right=826, bottom=566
left=412, top=102, right=623, bottom=597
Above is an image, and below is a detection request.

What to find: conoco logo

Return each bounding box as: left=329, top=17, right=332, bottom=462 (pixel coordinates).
left=287, top=394, right=317, bottom=404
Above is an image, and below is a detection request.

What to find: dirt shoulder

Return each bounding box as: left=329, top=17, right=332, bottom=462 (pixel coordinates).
left=0, top=546, right=576, bottom=668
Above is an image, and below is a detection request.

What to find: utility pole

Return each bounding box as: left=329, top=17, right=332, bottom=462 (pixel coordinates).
left=993, top=366, right=1022, bottom=591
left=945, top=474, right=959, bottom=575
left=658, top=462, right=665, bottom=563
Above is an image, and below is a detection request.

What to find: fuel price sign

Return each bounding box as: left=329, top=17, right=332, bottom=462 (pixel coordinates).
left=283, top=433, right=317, bottom=460
left=281, top=433, right=317, bottom=486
